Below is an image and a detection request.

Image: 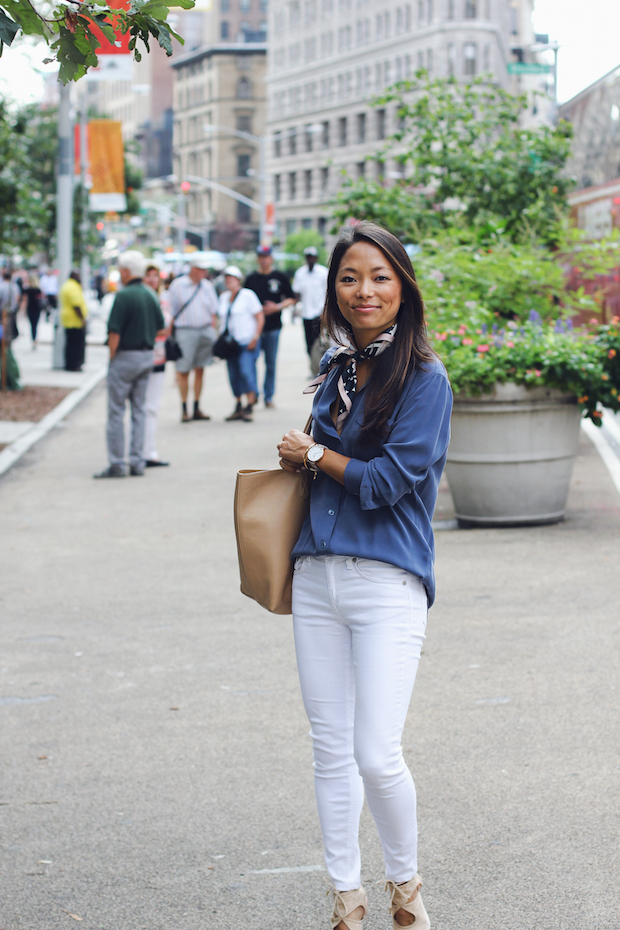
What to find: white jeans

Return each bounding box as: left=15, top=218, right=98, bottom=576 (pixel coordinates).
left=143, top=370, right=165, bottom=461
left=292, top=555, right=428, bottom=891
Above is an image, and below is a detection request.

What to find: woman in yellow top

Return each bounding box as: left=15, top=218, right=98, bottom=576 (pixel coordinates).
left=60, top=271, right=88, bottom=371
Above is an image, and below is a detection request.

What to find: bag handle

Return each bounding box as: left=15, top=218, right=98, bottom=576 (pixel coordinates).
left=172, top=282, right=201, bottom=323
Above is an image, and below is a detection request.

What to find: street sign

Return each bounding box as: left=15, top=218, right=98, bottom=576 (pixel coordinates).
left=507, top=62, right=552, bottom=75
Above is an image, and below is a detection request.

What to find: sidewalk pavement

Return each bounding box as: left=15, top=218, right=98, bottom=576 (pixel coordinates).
left=1, top=322, right=619, bottom=930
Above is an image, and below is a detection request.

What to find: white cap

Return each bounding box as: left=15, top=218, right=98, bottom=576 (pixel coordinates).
left=224, top=265, right=243, bottom=280
left=189, top=255, right=212, bottom=270
left=304, top=246, right=318, bottom=256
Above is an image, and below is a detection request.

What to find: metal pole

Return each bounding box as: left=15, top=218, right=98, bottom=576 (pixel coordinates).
left=80, top=106, right=91, bottom=303
left=53, top=81, right=73, bottom=370
left=177, top=190, right=185, bottom=252
left=259, top=134, right=266, bottom=245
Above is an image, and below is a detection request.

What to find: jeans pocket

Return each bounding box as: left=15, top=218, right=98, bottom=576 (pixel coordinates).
left=293, top=556, right=309, bottom=575
left=353, top=558, right=410, bottom=585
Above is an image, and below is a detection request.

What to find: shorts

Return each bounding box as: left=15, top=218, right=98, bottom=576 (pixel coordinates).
left=174, top=326, right=216, bottom=373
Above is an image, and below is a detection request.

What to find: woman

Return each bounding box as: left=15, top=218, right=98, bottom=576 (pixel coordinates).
left=277, top=223, right=452, bottom=930
left=143, top=263, right=172, bottom=467
left=22, top=272, right=43, bottom=348
left=219, top=265, right=264, bottom=422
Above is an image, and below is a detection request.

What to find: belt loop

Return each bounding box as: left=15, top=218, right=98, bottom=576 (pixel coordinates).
left=345, top=557, right=354, bottom=570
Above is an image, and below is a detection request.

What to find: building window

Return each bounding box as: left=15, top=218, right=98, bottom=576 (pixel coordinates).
left=237, top=115, right=252, bottom=133
left=237, top=77, right=251, bottom=98
left=237, top=154, right=251, bottom=177
left=447, top=0, right=454, bottom=18
left=376, top=108, right=386, bottom=140
left=274, top=174, right=281, bottom=201
left=447, top=43, right=456, bottom=76
left=237, top=200, right=251, bottom=223
left=318, top=217, right=327, bottom=236
left=305, top=124, right=314, bottom=152
left=221, top=20, right=229, bottom=38
left=418, top=0, right=424, bottom=23
left=286, top=219, right=296, bottom=235
left=418, top=49, right=424, bottom=69
left=221, top=0, right=229, bottom=9
left=304, top=169, right=313, bottom=198
left=405, top=3, right=411, bottom=29
left=464, top=42, right=477, bottom=75
left=483, top=44, right=490, bottom=71
left=465, top=0, right=477, bottom=18
left=427, top=0, right=433, bottom=22
left=289, top=171, right=297, bottom=200
left=240, top=0, right=250, bottom=9
left=427, top=48, right=433, bottom=74
left=321, top=120, right=330, bottom=148
left=376, top=160, right=385, bottom=182
left=320, top=166, right=329, bottom=193
left=356, top=161, right=365, bottom=178
left=357, top=112, right=366, bottom=143
left=301, top=218, right=312, bottom=229
left=338, top=116, right=347, bottom=146
left=484, top=0, right=490, bottom=17
left=274, top=131, right=282, bottom=157
left=290, top=127, right=297, bottom=155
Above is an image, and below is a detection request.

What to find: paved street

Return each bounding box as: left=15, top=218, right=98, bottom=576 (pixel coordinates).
left=1, top=323, right=619, bottom=929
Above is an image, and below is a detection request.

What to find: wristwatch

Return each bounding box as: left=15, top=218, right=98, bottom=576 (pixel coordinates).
left=304, top=443, right=326, bottom=477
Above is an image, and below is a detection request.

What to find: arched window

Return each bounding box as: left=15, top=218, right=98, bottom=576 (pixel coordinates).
left=237, top=77, right=251, bottom=99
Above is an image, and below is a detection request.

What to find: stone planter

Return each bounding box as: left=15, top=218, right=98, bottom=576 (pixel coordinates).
left=445, top=383, right=582, bottom=527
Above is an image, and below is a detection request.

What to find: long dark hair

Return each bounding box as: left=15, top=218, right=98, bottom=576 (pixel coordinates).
left=323, top=222, right=436, bottom=443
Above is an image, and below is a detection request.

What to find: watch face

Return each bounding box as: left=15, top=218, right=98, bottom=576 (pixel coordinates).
left=307, top=444, right=324, bottom=463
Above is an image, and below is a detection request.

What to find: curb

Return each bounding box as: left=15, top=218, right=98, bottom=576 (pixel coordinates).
left=0, top=365, right=107, bottom=479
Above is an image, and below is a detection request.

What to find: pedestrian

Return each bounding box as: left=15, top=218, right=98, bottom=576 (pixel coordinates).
left=167, top=256, right=219, bottom=423
left=0, top=270, right=20, bottom=342
left=142, top=263, right=172, bottom=467
left=244, top=245, right=296, bottom=408
left=39, top=267, right=59, bottom=319
left=218, top=265, right=264, bottom=422
left=59, top=271, right=88, bottom=371
left=94, top=251, right=165, bottom=479
left=21, top=272, right=43, bottom=349
left=292, top=246, right=328, bottom=361
left=276, top=222, right=452, bottom=930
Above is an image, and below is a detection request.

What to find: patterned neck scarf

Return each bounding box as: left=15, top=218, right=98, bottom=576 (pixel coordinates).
left=304, top=324, right=397, bottom=428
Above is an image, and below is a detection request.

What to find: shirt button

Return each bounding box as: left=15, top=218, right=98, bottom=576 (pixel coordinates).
left=328, top=509, right=334, bottom=515
left=320, top=541, right=327, bottom=549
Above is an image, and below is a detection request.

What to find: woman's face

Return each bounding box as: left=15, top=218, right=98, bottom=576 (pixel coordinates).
left=144, top=268, right=160, bottom=292
left=226, top=274, right=241, bottom=294
left=335, top=241, right=402, bottom=349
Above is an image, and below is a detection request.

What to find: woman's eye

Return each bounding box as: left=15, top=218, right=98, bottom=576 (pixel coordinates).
left=340, top=276, right=356, bottom=283
left=375, top=275, right=389, bottom=282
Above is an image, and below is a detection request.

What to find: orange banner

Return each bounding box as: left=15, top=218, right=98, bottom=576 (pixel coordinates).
left=88, top=120, right=127, bottom=212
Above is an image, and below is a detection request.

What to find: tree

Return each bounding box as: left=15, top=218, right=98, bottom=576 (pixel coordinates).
left=0, top=0, right=194, bottom=84
left=332, top=73, right=574, bottom=246
left=211, top=221, right=253, bottom=254
left=282, top=229, right=327, bottom=277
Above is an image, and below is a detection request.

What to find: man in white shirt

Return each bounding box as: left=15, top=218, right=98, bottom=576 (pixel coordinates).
left=292, top=247, right=329, bottom=359
left=167, top=256, right=219, bottom=422
left=40, top=268, right=59, bottom=317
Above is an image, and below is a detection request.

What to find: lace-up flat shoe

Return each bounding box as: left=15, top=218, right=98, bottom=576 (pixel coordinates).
left=193, top=408, right=210, bottom=420
left=93, top=465, right=126, bottom=479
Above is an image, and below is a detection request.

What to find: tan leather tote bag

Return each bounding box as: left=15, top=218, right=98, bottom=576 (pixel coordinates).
left=233, top=417, right=312, bottom=615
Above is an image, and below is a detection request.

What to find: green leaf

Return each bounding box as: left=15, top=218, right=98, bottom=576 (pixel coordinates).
left=0, top=8, right=19, bottom=45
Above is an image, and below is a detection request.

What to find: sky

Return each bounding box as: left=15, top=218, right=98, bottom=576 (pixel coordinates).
left=0, top=0, right=619, bottom=106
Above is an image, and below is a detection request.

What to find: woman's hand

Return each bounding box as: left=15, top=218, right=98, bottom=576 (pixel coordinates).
left=277, top=429, right=314, bottom=468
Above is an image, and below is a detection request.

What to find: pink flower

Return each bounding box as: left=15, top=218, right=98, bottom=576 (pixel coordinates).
left=477, top=344, right=490, bottom=353
left=462, top=337, right=473, bottom=345
left=534, top=369, right=542, bottom=377
left=457, top=325, right=467, bottom=335
left=437, top=332, right=448, bottom=341
left=506, top=340, right=515, bottom=348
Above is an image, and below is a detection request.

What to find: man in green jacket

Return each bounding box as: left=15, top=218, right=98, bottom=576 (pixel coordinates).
left=94, top=251, right=165, bottom=479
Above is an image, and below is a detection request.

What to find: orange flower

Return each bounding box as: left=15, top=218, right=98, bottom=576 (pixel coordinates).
left=577, top=395, right=588, bottom=403
left=609, top=349, right=617, bottom=358
left=601, top=374, right=609, bottom=381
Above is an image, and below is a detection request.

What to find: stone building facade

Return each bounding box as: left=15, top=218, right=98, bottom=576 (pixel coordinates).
left=171, top=44, right=267, bottom=247
left=559, top=66, right=620, bottom=191
left=266, top=0, right=538, bottom=241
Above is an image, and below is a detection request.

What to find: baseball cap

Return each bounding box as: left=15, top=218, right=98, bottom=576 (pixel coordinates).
left=224, top=265, right=243, bottom=280
left=304, top=246, right=318, bottom=256
left=256, top=245, right=272, bottom=256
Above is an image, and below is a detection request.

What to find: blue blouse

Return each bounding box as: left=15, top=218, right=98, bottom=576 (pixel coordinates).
left=292, top=353, right=453, bottom=606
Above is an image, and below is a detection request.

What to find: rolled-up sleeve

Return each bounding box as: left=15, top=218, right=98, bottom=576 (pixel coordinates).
left=343, top=372, right=452, bottom=510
